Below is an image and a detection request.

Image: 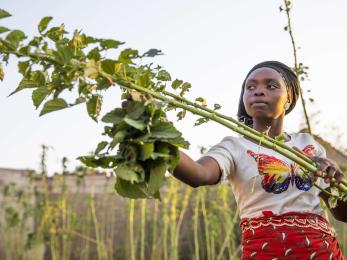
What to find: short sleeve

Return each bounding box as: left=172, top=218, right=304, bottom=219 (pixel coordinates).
left=201, top=138, right=236, bottom=185
left=314, top=140, right=327, bottom=158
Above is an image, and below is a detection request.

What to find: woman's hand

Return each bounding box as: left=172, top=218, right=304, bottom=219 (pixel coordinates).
left=313, top=156, right=347, bottom=222
left=311, top=156, right=344, bottom=185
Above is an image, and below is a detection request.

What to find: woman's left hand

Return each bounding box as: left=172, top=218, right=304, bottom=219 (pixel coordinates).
left=311, top=156, right=344, bottom=185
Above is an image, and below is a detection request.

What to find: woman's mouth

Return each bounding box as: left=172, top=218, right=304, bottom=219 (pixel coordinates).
left=252, top=102, right=268, bottom=106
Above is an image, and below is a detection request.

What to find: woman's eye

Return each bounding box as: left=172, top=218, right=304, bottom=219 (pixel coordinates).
left=246, top=85, right=255, bottom=90
left=268, top=84, right=277, bottom=89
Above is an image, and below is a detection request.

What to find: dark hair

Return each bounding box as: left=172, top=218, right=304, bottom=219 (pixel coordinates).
left=237, top=61, right=300, bottom=127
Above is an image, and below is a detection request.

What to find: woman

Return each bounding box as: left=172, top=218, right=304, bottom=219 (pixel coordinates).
left=173, top=61, right=347, bottom=259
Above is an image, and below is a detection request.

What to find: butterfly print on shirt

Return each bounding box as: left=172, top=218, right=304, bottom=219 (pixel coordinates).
left=246, top=145, right=321, bottom=194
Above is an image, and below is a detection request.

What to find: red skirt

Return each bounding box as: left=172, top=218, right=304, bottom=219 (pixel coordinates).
left=240, top=211, right=344, bottom=259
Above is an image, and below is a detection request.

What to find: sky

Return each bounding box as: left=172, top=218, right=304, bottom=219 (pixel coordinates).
left=1, top=0, right=347, bottom=174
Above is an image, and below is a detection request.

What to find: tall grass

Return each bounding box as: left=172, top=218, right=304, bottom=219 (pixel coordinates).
left=0, top=172, right=346, bottom=259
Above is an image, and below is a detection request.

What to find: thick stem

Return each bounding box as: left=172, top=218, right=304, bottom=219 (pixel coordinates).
left=113, top=78, right=347, bottom=193
left=3, top=47, right=347, bottom=193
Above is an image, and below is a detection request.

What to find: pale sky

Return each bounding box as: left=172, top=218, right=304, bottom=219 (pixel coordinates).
left=1, top=0, right=347, bottom=174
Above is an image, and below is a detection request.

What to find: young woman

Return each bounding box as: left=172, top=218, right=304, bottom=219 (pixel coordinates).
left=173, top=61, right=347, bottom=259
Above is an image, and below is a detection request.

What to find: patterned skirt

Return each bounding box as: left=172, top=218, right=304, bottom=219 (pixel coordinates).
left=240, top=211, right=344, bottom=259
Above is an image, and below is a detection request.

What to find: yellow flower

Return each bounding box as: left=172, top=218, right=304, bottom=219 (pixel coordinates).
left=0, top=63, right=4, bottom=81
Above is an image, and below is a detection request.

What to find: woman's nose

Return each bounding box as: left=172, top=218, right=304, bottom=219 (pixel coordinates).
left=254, top=87, right=265, bottom=96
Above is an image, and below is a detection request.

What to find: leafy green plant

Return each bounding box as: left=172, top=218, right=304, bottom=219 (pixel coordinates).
left=1, top=9, right=347, bottom=204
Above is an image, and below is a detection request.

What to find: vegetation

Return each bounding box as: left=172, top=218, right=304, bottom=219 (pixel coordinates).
left=0, top=8, right=346, bottom=204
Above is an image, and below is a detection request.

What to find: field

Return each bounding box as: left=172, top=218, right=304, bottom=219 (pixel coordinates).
left=0, top=168, right=346, bottom=260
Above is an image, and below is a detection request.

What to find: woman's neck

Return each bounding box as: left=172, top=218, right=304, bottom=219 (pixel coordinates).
left=252, top=117, right=285, bottom=139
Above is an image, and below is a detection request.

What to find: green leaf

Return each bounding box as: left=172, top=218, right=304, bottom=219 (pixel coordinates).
left=214, top=103, right=221, bottom=110
left=18, top=61, right=30, bottom=76
left=148, top=160, right=167, bottom=194
left=161, top=135, right=189, bottom=149
left=194, top=117, right=209, bottom=126
left=96, top=77, right=112, bottom=90
left=45, top=25, right=66, bottom=42
left=78, top=155, right=121, bottom=168
left=114, top=177, right=149, bottom=199
left=87, top=47, right=101, bottom=61
left=0, top=26, right=9, bottom=34
left=39, top=98, right=68, bottom=116
left=28, top=36, right=42, bottom=47
left=150, top=152, right=171, bottom=160
left=18, top=46, right=30, bottom=55
left=176, top=110, right=186, bottom=121
left=74, top=97, right=86, bottom=105
left=56, top=45, right=74, bottom=64
left=121, top=143, right=138, bottom=162
left=140, top=143, right=154, bottom=160
left=124, top=117, right=146, bottom=130
left=87, top=94, right=103, bottom=121
left=328, top=197, right=338, bottom=209
left=32, top=87, right=50, bottom=109
left=115, top=163, right=144, bottom=184
left=109, top=130, right=126, bottom=150
left=168, top=146, right=180, bottom=173
left=102, top=108, right=125, bottom=124
left=38, top=16, right=53, bottom=33
left=6, top=30, right=27, bottom=48
left=330, top=187, right=339, bottom=197
left=156, top=142, right=171, bottom=154
left=31, top=70, right=47, bottom=86
left=8, top=79, right=38, bottom=96
left=180, top=82, right=191, bottom=96
left=99, top=39, right=123, bottom=50
left=0, top=9, right=11, bottom=19
left=95, top=141, right=108, bottom=154
left=118, top=48, right=139, bottom=64
left=157, top=70, right=171, bottom=81
left=151, top=122, right=181, bottom=139
left=142, top=49, right=163, bottom=57
left=126, top=101, right=145, bottom=119
left=100, top=59, right=116, bottom=74
left=171, top=79, right=183, bottom=89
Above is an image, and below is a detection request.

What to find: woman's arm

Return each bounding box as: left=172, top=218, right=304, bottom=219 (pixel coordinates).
left=172, top=150, right=222, bottom=188
left=312, top=156, right=347, bottom=222
left=319, top=190, right=347, bottom=222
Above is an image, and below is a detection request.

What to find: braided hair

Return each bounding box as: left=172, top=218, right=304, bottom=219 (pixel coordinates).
left=237, top=61, right=300, bottom=127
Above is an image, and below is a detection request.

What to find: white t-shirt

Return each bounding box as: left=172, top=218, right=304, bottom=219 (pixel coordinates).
left=203, top=132, right=329, bottom=219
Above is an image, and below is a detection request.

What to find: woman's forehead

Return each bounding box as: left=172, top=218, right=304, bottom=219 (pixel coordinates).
left=246, top=67, right=284, bottom=83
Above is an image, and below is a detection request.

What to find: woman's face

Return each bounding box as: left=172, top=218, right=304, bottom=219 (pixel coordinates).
left=243, top=67, right=289, bottom=121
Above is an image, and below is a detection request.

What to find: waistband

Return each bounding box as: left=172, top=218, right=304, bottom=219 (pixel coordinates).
left=240, top=211, right=336, bottom=237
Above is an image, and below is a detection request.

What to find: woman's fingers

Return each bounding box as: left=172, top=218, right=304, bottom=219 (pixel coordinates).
left=325, top=166, right=337, bottom=184
left=310, top=156, right=345, bottom=185
left=334, top=170, right=344, bottom=185
left=316, top=161, right=331, bottom=178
